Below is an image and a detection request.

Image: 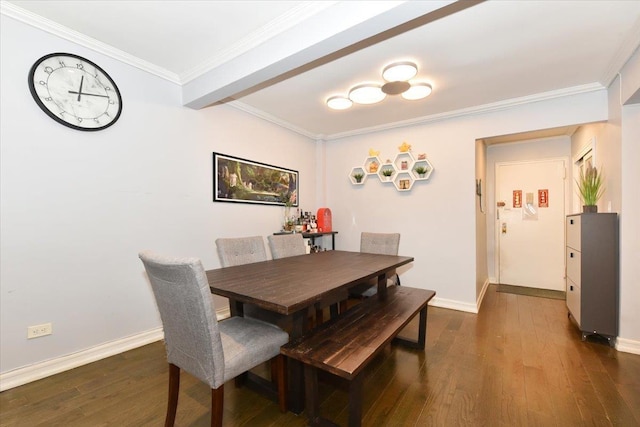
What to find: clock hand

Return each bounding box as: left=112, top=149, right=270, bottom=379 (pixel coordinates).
left=68, top=90, right=110, bottom=99
left=77, top=76, right=84, bottom=102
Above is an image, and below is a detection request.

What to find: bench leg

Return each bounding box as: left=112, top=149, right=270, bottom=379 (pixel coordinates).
left=348, top=373, right=364, bottom=427
left=417, top=305, right=427, bottom=349
left=392, top=305, right=427, bottom=350
left=304, top=365, right=321, bottom=426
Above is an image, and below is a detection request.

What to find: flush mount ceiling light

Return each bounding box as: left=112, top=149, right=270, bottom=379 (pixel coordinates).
left=382, top=61, right=418, bottom=82
left=326, top=60, right=432, bottom=110
left=326, top=96, right=353, bottom=110
left=348, top=84, right=386, bottom=105
left=401, top=82, right=433, bottom=100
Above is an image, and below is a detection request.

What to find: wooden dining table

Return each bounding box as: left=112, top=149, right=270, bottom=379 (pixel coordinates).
left=206, top=250, right=414, bottom=414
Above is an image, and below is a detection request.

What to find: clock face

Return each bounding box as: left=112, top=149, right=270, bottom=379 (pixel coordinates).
left=28, top=53, right=122, bottom=131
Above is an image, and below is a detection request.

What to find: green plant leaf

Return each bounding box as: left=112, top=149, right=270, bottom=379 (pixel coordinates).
left=576, top=165, right=604, bottom=206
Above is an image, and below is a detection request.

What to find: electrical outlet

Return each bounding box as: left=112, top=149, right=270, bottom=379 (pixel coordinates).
left=27, top=323, right=52, bottom=339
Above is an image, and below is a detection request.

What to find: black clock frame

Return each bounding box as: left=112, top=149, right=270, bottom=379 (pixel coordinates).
left=28, top=52, right=123, bottom=132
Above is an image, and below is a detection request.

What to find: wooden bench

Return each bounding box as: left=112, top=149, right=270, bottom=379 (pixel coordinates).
left=281, top=286, right=436, bottom=427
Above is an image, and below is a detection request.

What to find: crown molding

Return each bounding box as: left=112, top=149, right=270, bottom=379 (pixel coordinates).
left=228, top=100, right=318, bottom=140
left=322, top=83, right=606, bottom=141
left=600, top=18, right=640, bottom=88
left=2, top=0, right=337, bottom=86
left=230, top=83, right=605, bottom=142
left=1, top=1, right=181, bottom=84
left=179, top=1, right=338, bottom=84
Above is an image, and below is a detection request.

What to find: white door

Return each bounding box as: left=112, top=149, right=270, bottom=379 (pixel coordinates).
left=496, top=159, right=566, bottom=291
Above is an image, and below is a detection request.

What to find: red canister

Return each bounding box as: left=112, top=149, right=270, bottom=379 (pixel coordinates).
left=316, top=208, right=332, bottom=232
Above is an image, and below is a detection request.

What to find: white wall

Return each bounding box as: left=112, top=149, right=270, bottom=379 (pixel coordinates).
left=485, top=136, right=572, bottom=282
left=0, top=16, right=316, bottom=375
left=619, top=102, right=640, bottom=346
left=475, top=140, right=488, bottom=303
left=618, top=47, right=640, bottom=350
left=324, top=92, right=607, bottom=312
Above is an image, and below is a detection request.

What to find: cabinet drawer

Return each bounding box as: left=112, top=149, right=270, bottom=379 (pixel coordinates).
left=566, top=278, right=581, bottom=326
left=566, top=215, right=581, bottom=249
left=566, top=247, right=581, bottom=284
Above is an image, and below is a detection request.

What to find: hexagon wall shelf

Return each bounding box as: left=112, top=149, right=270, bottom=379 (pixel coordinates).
left=350, top=149, right=434, bottom=192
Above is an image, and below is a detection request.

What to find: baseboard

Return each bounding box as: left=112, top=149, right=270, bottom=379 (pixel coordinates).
left=0, top=308, right=232, bottom=392
left=0, top=327, right=164, bottom=392
left=430, top=297, right=478, bottom=314
left=616, top=337, right=640, bottom=355
left=216, top=306, right=231, bottom=320
left=476, top=279, right=491, bottom=312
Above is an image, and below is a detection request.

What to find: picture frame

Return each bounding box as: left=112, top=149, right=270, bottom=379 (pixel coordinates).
left=213, top=152, right=298, bottom=206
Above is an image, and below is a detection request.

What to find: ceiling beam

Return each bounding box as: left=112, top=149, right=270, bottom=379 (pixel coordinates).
left=182, top=1, right=482, bottom=109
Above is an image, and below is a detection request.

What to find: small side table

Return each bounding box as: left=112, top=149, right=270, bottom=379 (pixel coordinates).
left=273, top=231, right=338, bottom=250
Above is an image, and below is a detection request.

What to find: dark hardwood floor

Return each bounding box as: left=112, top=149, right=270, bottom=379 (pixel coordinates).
left=1, top=285, right=639, bottom=426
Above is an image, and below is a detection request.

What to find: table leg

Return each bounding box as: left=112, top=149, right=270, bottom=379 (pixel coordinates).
left=229, top=299, right=247, bottom=387
left=288, top=310, right=308, bottom=414
left=229, top=299, right=244, bottom=317
left=377, top=273, right=388, bottom=299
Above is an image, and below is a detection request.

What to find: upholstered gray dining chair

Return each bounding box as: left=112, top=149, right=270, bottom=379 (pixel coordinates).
left=350, top=232, right=402, bottom=298
left=215, top=236, right=267, bottom=267
left=267, top=233, right=306, bottom=259
left=139, top=251, right=288, bottom=427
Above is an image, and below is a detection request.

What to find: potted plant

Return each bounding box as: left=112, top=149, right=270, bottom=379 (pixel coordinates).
left=281, top=191, right=296, bottom=230
left=353, top=172, right=364, bottom=183
left=414, top=165, right=428, bottom=178
left=576, top=165, right=604, bottom=213
left=381, top=168, right=394, bottom=181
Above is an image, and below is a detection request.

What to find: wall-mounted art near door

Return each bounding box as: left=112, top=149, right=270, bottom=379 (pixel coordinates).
left=213, top=152, right=298, bottom=206
left=538, top=189, right=549, bottom=207
left=513, top=190, right=522, bottom=208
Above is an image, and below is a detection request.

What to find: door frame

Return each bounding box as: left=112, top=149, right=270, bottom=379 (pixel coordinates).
left=494, top=157, right=570, bottom=286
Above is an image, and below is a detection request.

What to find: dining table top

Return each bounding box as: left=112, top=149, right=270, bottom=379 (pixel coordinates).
left=205, top=250, right=414, bottom=315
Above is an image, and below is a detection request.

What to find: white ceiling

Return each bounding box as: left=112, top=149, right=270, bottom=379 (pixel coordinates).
left=4, top=1, right=640, bottom=140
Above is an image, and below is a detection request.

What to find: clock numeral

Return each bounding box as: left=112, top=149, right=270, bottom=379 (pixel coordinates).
left=104, top=112, right=111, bottom=118
left=45, top=97, right=52, bottom=102
left=109, top=100, right=115, bottom=105
left=77, top=117, right=83, bottom=123
left=76, top=63, right=84, bottom=70
left=58, top=60, right=66, bottom=67
left=94, top=118, right=100, bottom=123
left=39, top=81, right=47, bottom=86
left=44, top=66, right=53, bottom=74
left=105, top=87, right=112, bottom=91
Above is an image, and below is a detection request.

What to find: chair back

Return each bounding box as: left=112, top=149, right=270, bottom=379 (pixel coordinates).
left=215, top=236, right=267, bottom=267
left=360, top=232, right=400, bottom=256
left=139, top=251, right=224, bottom=389
left=361, top=232, right=401, bottom=288
left=268, top=234, right=306, bottom=259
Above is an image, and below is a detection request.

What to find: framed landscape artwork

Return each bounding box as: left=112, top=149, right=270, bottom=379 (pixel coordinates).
left=213, top=152, right=298, bottom=207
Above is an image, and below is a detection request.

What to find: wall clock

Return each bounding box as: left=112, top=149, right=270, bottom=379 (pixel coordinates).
left=28, top=53, right=122, bottom=131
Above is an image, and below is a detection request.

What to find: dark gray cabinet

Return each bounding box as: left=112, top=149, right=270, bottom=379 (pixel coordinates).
left=566, top=213, right=618, bottom=345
